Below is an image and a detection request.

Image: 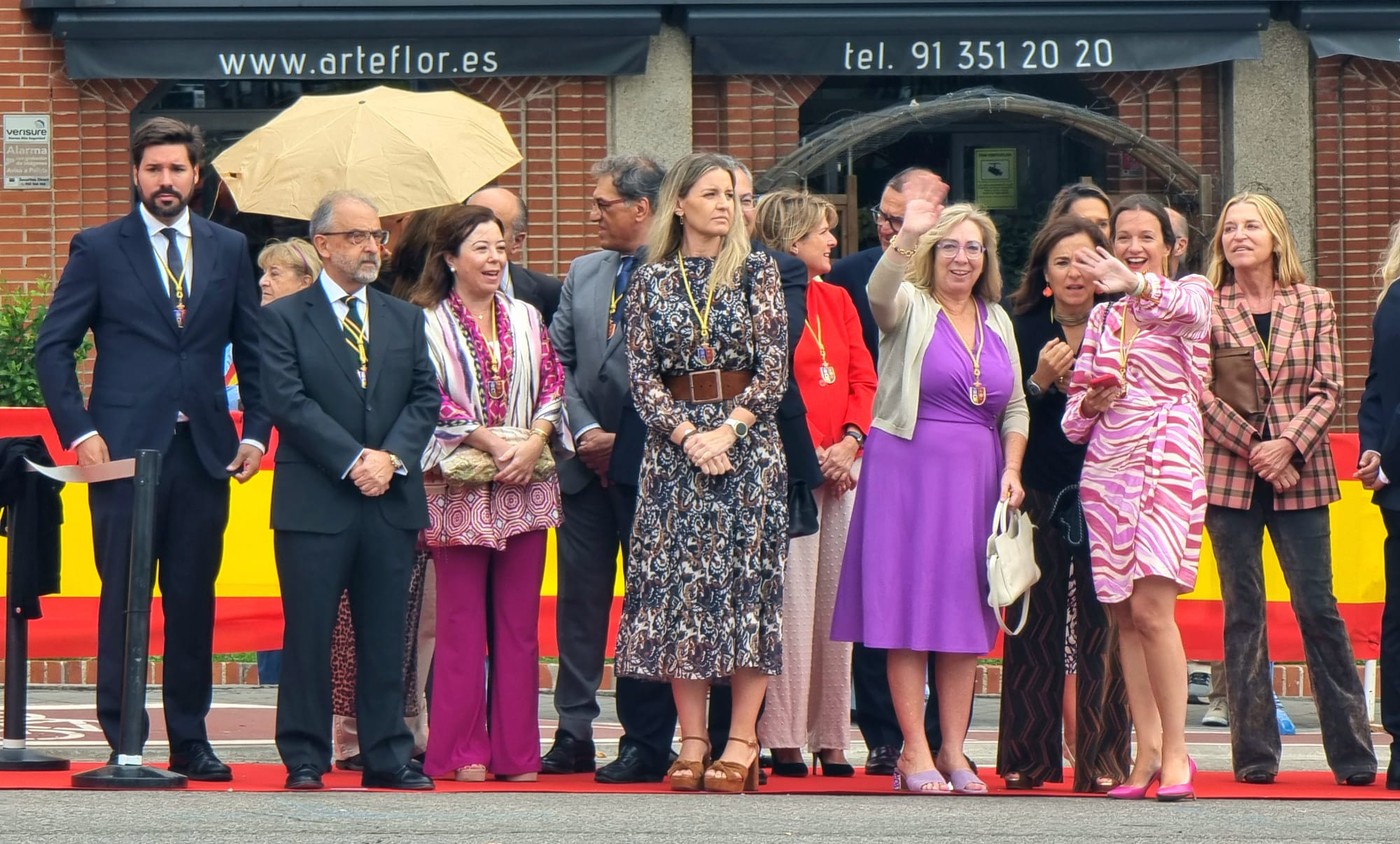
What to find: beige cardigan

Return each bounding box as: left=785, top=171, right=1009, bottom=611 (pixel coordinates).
left=868, top=251, right=1029, bottom=442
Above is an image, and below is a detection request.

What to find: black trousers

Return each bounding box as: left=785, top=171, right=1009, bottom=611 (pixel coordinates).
left=90, top=424, right=228, bottom=752
left=996, top=487, right=1130, bottom=789
left=274, top=505, right=416, bottom=774
left=1206, top=489, right=1376, bottom=780
left=1378, top=508, right=1400, bottom=754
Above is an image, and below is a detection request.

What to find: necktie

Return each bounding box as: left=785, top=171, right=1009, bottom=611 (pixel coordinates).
left=611, top=254, right=637, bottom=334
left=342, top=295, right=368, bottom=388
left=161, top=227, right=187, bottom=324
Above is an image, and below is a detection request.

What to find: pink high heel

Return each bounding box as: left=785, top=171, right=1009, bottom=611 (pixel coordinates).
left=1105, top=769, right=1160, bottom=800
left=1156, top=756, right=1197, bottom=802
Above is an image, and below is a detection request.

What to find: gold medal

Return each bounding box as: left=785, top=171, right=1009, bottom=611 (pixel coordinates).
left=805, top=312, right=838, bottom=387
left=678, top=258, right=718, bottom=369
left=486, top=378, right=507, bottom=401
left=819, top=362, right=836, bottom=385
left=696, top=343, right=717, bottom=367
left=938, top=298, right=987, bottom=408
left=969, top=384, right=987, bottom=405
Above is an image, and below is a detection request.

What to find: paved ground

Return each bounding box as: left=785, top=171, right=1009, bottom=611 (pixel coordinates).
left=4, top=687, right=1399, bottom=843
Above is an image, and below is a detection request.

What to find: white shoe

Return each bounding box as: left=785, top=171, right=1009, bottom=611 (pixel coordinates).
left=1202, top=698, right=1229, bottom=727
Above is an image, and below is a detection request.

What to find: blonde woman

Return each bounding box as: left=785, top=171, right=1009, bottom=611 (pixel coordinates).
left=1360, top=221, right=1400, bottom=789
left=612, top=153, right=789, bottom=793
left=831, top=201, right=1029, bottom=795
left=1200, top=191, right=1374, bottom=787
left=753, top=190, right=875, bottom=778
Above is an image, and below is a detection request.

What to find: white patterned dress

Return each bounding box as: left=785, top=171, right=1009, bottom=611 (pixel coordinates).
left=1061, top=274, right=1212, bottom=603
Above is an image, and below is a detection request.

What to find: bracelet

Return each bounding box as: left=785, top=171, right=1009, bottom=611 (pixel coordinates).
left=680, top=428, right=700, bottom=448
left=843, top=428, right=866, bottom=447
left=891, top=244, right=916, bottom=259
left=529, top=427, right=550, bottom=443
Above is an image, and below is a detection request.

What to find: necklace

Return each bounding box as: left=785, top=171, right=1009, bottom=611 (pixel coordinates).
left=939, top=296, right=986, bottom=405
left=677, top=257, right=718, bottom=367
left=467, top=298, right=507, bottom=402
left=1117, top=301, right=1138, bottom=390
left=804, top=313, right=837, bottom=386
left=1050, top=305, right=1090, bottom=326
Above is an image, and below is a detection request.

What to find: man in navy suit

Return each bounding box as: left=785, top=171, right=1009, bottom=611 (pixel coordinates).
left=825, top=165, right=952, bottom=776
left=35, top=117, right=271, bottom=780
left=261, top=191, right=439, bottom=791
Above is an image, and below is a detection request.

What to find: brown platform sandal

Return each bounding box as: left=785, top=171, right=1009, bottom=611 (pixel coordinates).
left=667, top=736, right=711, bottom=792
left=705, top=737, right=760, bottom=794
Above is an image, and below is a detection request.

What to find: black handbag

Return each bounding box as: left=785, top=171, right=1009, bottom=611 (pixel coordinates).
left=787, top=479, right=819, bottom=538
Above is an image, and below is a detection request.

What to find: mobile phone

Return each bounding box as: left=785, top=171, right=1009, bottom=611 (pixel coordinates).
left=1088, top=372, right=1121, bottom=390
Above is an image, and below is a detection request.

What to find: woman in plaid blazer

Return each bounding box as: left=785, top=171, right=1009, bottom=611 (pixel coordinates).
left=1201, top=191, right=1376, bottom=787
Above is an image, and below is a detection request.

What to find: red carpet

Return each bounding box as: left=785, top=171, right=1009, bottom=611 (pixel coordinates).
left=0, top=765, right=1395, bottom=799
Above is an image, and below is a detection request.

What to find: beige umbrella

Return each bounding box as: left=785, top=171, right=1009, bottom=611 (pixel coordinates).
left=212, top=85, right=521, bottom=220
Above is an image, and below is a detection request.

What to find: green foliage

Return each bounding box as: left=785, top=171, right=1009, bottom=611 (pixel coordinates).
left=0, top=281, right=87, bottom=408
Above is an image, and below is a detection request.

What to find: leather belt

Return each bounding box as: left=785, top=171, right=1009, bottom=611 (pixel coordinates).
left=663, top=369, right=753, bottom=404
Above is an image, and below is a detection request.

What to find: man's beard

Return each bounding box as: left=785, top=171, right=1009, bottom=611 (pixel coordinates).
left=141, top=188, right=189, bottom=221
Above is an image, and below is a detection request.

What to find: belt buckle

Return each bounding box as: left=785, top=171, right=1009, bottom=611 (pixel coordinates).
left=687, top=369, right=724, bottom=404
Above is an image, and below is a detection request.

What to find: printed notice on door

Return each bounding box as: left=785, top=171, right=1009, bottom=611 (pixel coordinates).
left=4, top=114, right=52, bottom=189
left=974, top=148, right=1016, bottom=210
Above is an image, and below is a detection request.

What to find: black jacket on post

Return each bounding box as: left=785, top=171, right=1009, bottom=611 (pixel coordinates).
left=0, top=436, right=63, bottom=619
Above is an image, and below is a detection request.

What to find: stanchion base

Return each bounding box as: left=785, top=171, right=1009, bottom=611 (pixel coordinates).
left=72, top=764, right=187, bottom=789
left=0, top=747, right=72, bottom=771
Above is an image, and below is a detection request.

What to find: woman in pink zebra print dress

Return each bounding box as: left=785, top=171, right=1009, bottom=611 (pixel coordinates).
left=1062, top=195, right=1211, bottom=803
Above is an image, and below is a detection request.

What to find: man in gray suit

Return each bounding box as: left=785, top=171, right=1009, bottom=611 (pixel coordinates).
left=543, top=154, right=674, bottom=783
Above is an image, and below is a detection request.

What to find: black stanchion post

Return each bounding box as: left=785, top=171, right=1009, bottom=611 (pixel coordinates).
left=0, top=480, right=71, bottom=771
left=72, top=449, right=185, bottom=789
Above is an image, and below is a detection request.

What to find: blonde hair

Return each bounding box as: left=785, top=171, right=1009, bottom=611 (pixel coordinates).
left=906, top=203, right=1003, bottom=303
left=643, top=153, right=750, bottom=290
left=752, top=189, right=838, bottom=256
left=1377, top=220, right=1400, bottom=305
left=1205, top=191, right=1307, bottom=289
left=257, top=237, right=322, bottom=280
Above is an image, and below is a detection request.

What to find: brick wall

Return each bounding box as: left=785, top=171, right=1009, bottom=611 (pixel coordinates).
left=0, top=5, right=152, bottom=289
left=692, top=75, right=822, bottom=173
left=1314, top=56, right=1400, bottom=431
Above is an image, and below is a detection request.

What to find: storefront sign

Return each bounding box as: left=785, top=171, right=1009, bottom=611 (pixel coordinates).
left=63, top=36, right=650, bottom=80
left=973, top=148, right=1017, bottom=210
left=3, top=115, right=52, bottom=190
left=694, top=32, right=1261, bottom=76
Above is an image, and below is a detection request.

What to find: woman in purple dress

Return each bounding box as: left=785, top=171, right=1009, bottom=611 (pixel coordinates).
left=831, top=201, right=1029, bottom=794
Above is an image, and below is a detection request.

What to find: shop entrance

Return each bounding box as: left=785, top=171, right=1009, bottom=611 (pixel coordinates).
left=760, top=83, right=1208, bottom=286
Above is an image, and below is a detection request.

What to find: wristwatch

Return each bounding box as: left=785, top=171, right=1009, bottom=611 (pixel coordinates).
left=843, top=428, right=866, bottom=447
left=1025, top=376, right=1044, bottom=399
left=723, top=418, right=750, bottom=440
left=387, top=452, right=404, bottom=472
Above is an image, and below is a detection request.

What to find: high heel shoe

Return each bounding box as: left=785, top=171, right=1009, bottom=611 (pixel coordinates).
left=1156, top=756, right=1197, bottom=803
left=667, top=735, right=711, bottom=792
left=1105, top=769, right=1160, bottom=800
left=705, top=737, right=760, bottom=793
left=813, top=751, right=854, bottom=778
left=770, top=749, right=808, bottom=778
left=892, top=764, right=950, bottom=794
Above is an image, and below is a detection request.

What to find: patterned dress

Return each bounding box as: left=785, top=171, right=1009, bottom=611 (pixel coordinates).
left=613, top=252, right=789, bottom=681
left=1062, top=274, right=1213, bottom=603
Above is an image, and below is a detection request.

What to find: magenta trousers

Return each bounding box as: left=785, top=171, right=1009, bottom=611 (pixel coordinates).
left=423, top=530, right=547, bottom=778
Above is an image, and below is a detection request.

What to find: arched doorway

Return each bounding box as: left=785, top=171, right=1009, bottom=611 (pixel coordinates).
left=758, top=86, right=1211, bottom=277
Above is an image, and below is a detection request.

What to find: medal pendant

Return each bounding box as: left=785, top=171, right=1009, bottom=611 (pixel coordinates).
left=607, top=320, right=616, bottom=340
left=174, top=305, right=186, bottom=329
left=486, top=378, right=507, bottom=401
left=695, top=344, right=717, bottom=367
left=969, top=383, right=987, bottom=406
left=819, top=363, right=837, bottom=385
left=356, top=367, right=367, bottom=389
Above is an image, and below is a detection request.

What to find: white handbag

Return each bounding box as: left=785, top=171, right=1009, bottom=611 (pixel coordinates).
left=985, top=499, right=1040, bottom=636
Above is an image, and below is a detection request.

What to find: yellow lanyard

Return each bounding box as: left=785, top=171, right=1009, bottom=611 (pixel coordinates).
left=677, top=258, right=716, bottom=344
left=803, top=313, right=828, bottom=361
left=154, top=238, right=191, bottom=311
left=1118, top=302, right=1138, bottom=382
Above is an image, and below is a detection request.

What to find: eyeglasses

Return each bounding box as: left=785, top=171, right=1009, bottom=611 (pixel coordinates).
left=591, top=196, right=631, bottom=212
left=870, top=207, right=904, bottom=230
left=935, top=240, right=986, bottom=258
left=320, top=229, right=389, bottom=246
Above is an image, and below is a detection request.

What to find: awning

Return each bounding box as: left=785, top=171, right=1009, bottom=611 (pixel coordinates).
left=1296, top=1, right=1400, bottom=63
left=21, top=0, right=664, bottom=79
left=681, top=1, right=1272, bottom=76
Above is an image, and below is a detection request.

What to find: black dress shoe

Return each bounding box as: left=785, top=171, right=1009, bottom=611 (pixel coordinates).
left=168, top=743, right=233, bottom=782
left=1388, top=756, right=1400, bottom=791
left=362, top=763, right=434, bottom=790
left=541, top=731, right=597, bottom=774
left=334, top=753, right=365, bottom=772
left=596, top=744, right=665, bottom=784
left=864, top=745, right=900, bottom=776
left=285, top=765, right=324, bottom=790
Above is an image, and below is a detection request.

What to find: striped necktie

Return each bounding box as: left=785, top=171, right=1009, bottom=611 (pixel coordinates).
left=342, top=295, right=368, bottom=387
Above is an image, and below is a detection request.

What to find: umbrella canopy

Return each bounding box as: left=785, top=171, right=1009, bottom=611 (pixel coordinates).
left=212, top=85, right=521, bottom=220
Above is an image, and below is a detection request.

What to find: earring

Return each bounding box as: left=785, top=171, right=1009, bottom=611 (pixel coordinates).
left=447, top=264, right=456, bottom=274
left=1042, top=285, right=1053, bottom=298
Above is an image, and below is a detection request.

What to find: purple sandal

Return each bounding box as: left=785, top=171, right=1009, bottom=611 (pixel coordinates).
left=947, top=768, right=989, bottom=795
left=893, top=766, right=951, bottom=794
